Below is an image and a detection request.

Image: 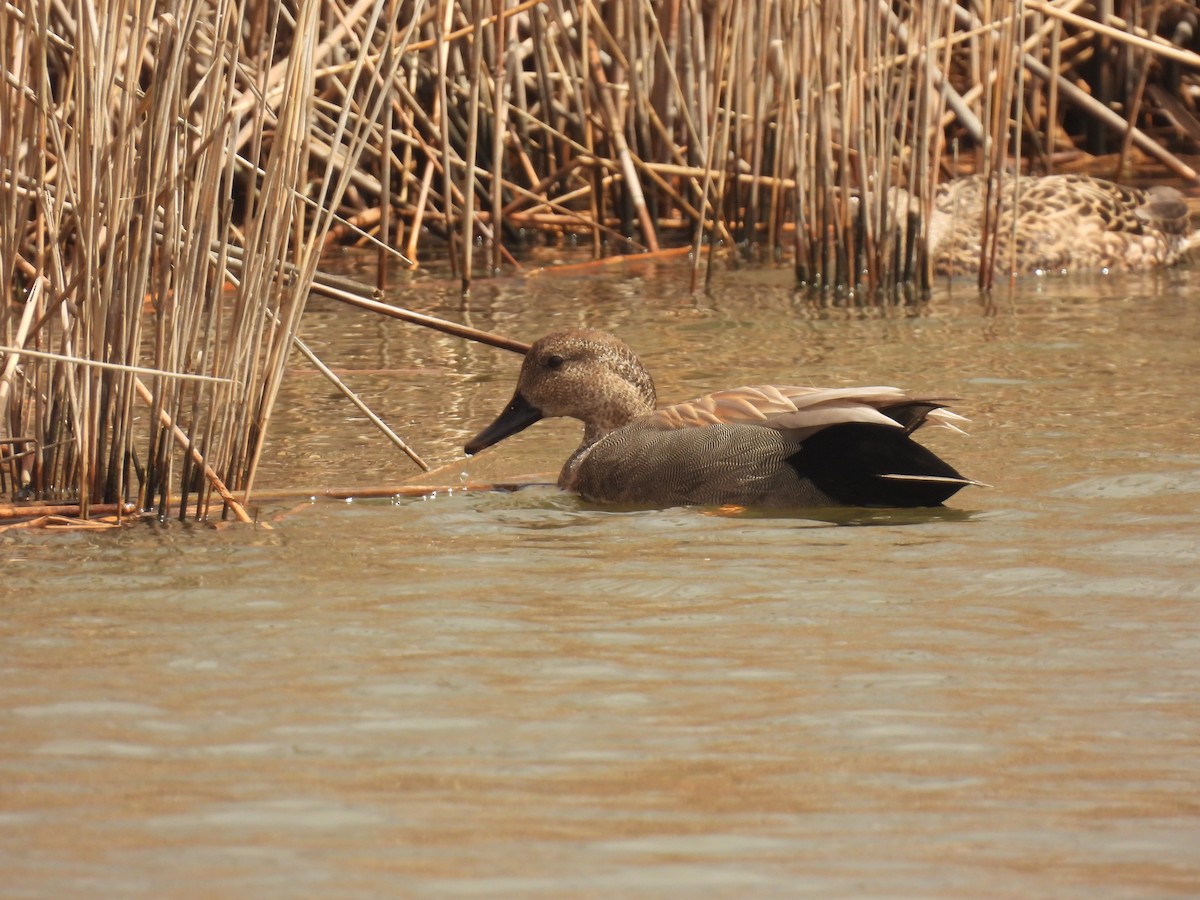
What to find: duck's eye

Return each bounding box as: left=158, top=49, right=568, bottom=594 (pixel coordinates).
left=545, top=354, right=564, bottom=370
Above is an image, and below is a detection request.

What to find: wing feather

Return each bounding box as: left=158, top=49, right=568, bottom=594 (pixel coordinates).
left=643, top=384, right=966, bottom=438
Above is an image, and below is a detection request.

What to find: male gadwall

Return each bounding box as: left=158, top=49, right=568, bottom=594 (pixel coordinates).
left=928, top=173, right=1199, bottom=276
left=465, top=329, right=977, bottom=508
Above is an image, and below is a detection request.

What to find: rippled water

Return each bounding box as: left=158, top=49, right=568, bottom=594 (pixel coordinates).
left=3, top=257, right=1199, bottom=897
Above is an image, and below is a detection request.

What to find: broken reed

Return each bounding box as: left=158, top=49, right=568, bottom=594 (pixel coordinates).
left=3, top=1, right=1199, bottom=516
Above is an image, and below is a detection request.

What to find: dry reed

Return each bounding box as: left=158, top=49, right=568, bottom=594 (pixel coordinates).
left=3, top=1, right=1199, bottom=517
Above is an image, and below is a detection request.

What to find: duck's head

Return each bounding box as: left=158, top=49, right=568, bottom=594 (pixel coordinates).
left=465, top=328, right=657, bottom=455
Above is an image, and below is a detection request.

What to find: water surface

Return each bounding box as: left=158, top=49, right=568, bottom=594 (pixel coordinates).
left=3, top=258, right=1199, bottom=897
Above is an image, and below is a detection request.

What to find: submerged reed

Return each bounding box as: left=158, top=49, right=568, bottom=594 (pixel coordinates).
left=2, top=1, right=1198, bottom=516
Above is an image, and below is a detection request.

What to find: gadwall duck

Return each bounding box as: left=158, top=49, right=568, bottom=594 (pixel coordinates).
left=465, top=329, right=977, bottom=508
left=928, top=173, right=1199, bottom=276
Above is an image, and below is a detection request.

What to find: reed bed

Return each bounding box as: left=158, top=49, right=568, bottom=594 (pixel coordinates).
left=3, top=0, right=1199, bottom=518
left=2, top=0, right=411, bottom=518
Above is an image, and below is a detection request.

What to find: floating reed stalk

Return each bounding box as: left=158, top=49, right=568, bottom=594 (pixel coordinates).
left=3, top=1, right=1200, bottom=517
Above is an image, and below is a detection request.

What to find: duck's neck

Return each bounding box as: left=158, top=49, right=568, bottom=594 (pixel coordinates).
left=562, top=376, right=654, bottom=492
left=582, top=421, right=612, bottom=447
left=582, top=378, right=655, bottom=444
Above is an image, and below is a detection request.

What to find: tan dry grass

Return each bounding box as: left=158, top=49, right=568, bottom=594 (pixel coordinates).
left=3, top=1, right=1199, bottom=516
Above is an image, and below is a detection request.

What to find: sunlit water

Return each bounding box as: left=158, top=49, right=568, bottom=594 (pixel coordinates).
left=4, top=256, right=1199, bottom=897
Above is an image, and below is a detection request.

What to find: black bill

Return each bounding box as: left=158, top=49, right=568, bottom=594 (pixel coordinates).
left=464, top=392, right=544, bottom=455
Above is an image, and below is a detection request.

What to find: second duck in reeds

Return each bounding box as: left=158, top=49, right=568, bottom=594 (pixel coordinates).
left=465, top=329, right=978, bottom=509
left=927, top=173, right=1200, bottom=276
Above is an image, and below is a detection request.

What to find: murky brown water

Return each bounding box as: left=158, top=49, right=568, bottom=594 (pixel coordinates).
left=4, top=255, right=1200, bottom=897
